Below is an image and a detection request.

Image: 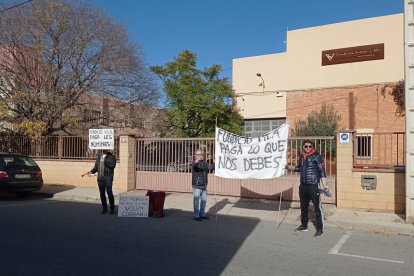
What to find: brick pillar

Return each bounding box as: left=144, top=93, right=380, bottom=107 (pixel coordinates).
left=116, top=135, right=136, bottom=191
left=336, top=131, right=354, bottom=208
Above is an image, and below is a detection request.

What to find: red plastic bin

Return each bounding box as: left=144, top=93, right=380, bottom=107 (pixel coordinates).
left=146, top=190, right=166, bottom=218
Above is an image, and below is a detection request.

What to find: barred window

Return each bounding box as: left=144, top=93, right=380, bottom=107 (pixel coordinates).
left=244, top=118, right=286, bottom=138
left=356, top=135, right=372, bottom=159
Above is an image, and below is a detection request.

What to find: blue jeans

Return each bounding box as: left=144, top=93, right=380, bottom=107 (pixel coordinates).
left=193, top=188, right=207, bottom=218
left=98, top=178, right=115, bottom=210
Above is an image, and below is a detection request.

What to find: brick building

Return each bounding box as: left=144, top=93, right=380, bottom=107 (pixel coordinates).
left=232, top=13, right=404, bottom=135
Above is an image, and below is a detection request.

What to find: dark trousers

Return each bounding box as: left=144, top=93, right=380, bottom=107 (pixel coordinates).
left=299, top=184, right=323, bottom=230
left=98, top=178, right=115, bottom=210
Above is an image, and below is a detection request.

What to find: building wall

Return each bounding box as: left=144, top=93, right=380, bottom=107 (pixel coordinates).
left=233, top=14, right=404, bottom=123
left=286, top=83, right=405, bottom=132
left=36, top=135, right=136, bottom=191
left=336, top=132, right=405, bottom=213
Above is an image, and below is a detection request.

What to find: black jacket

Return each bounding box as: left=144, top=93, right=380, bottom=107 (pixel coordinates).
left=90, top=152, right=117, bottom=180
left=191, top=161, right=214, bottom=189
left=294, top=150, right=326, bottom=185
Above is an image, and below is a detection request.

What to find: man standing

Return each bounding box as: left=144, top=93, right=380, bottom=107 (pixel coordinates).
left=192, top=149, right=214, bottom=221
left=87, top=150, right=117, bottom=214
left=285, top=140, right=327, bottom=237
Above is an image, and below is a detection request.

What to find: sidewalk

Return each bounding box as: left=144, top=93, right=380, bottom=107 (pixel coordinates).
left=38, top=184, right=414, bottom=236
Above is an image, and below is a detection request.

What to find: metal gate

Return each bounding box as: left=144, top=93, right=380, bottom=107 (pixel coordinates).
left=135, top=137, right=336, bottom=203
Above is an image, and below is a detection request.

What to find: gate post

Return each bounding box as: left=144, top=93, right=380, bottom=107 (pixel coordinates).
left=336, top=131, right=354, bottom=208
left=116, top=135, right=136, bottom=191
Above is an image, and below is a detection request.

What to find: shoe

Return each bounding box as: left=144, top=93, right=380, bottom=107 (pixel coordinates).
left=295, top=225, right=308, bottom=232
left=100, top=209, right=108, bottom=214
left=193, top=217, right=202, bottom=221
left=201, top=216, right=209, bottom=220
left=110, top=209, right=116, bottom=215
left=314, top=230, right=324, bottom=237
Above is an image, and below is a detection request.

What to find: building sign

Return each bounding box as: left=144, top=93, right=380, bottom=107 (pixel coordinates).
left=88, top=129, right=114, bottom=150
left=322, top=43, right=384, bottom=66
left=120, top=136, right=128, bottom=143
left=339, top=132, right=350, bottom=144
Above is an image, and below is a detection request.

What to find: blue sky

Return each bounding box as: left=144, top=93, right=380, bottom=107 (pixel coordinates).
left=88, top=0, right=403, bottom=82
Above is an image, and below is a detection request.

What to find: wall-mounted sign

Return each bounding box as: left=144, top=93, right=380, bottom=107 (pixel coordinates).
left=339, top=132, right=350, bottom=144
left=322, top=43, right=384, bottom=66
left=88, top=129, right=114, bottom=149
left=120, top=136, right=128, bottom=143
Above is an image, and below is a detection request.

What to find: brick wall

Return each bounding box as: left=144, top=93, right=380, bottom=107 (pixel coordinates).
left=36, top=135, right=137, bottom=191
left=286, top=83, right=405, bottom=132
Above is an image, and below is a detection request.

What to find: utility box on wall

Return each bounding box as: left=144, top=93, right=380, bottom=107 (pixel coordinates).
left=361, top=175, right=377, bottom=190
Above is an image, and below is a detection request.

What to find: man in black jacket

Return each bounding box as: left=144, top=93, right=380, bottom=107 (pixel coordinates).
left=87, top=150, right=117, bottom=214
left=286, top=140, right=327, bottom=237
left=192, top=149, right=214, bottom=221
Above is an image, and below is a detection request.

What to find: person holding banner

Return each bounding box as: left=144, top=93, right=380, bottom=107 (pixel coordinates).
left=285, top=140, right=327, bottom=237
left=191, top=149, right=215, bottom=221
left=85, top=150, right=117, bottom=214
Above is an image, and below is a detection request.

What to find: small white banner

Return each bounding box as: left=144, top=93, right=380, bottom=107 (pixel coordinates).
left=215, top=123, right=290, bottom=179
left=118, top=196, right=149, bottom=217
left=88, top=129, right=114, bottom=150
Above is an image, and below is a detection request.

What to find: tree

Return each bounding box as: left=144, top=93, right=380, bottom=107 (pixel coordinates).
left=0, top=0, right=159, bottom=136
left=379, top=80, right=405, bottom=117
left=151, top=49, right=243, bottom=137
left=292, top=103, right=341, bottom=137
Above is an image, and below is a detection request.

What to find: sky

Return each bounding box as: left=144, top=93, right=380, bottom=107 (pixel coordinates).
left=88, top=0, right=403, bottom=82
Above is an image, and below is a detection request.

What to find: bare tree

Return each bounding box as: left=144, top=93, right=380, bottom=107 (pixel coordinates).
left=0, top=0, right=159, bottom=135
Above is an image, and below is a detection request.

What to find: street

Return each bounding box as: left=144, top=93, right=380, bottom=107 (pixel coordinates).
left=1, top=194, right=414, bottom=276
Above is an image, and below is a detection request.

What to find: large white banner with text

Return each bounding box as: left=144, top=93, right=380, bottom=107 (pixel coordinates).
left=215, top=123, right=289, bottom=179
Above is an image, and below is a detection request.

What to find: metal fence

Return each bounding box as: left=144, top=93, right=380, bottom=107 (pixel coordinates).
left=136, top=138, right=215, bottom=172
left=0, top=136, right=120, bottom=159
left=353, top=132, right=405, bottom=169
left=136, top=136, right=336, bottom=176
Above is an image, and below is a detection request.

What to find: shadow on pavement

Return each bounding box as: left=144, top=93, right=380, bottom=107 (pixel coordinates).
left=1, top=199, right=261, bottom=276
left=0, top=184, right=77, bottom=201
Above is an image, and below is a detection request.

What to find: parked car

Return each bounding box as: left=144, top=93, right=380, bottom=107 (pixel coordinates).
left=0, top=153, right=43, bottom=196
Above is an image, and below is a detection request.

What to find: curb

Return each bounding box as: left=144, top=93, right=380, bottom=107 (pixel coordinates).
left=38, top=187, right=414, bottom=237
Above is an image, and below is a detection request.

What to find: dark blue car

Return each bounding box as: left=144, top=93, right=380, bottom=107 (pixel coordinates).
left=0, top=153, right=43, bottom=197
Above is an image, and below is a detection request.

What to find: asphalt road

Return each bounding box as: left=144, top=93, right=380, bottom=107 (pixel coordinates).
left=1, top=194, right=414, bottom=276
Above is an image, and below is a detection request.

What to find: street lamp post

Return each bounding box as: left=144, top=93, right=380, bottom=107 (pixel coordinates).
left=256, top=73, right=265, bottom=92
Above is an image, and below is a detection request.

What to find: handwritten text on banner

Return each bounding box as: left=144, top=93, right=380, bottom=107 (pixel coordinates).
left=215, top=123, right=289, bottom=179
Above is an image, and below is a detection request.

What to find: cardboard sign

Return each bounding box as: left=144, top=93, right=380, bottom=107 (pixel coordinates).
left=89, top=129, right=114, bottom=149
left=118, top=196, right=149, bottom=217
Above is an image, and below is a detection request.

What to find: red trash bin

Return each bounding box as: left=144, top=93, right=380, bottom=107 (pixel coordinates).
left=146, top=190, right=166, bottom=218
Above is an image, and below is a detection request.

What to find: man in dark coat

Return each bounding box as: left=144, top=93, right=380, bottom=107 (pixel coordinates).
left=192, top=149, right=215, bottom=221
left=87, top=150, right=117, bottom=214
left=286, top=140, right=327, bottom=237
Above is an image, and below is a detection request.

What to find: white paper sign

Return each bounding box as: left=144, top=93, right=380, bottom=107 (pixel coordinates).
left=118, top=196, right=149, bottom=217
left=215, top=123, right=290, bottom=179
left=88, top=129, right=114, bottom=149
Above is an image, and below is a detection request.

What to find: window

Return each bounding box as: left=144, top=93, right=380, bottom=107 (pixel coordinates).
left=244, top=118, right=286, bottom=137
left=356, top=135, right=372, bottom=159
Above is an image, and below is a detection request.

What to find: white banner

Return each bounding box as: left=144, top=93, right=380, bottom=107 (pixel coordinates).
left=215, top=123, right=290, bottom=179
left=88, top=129, right=114, bottom=150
